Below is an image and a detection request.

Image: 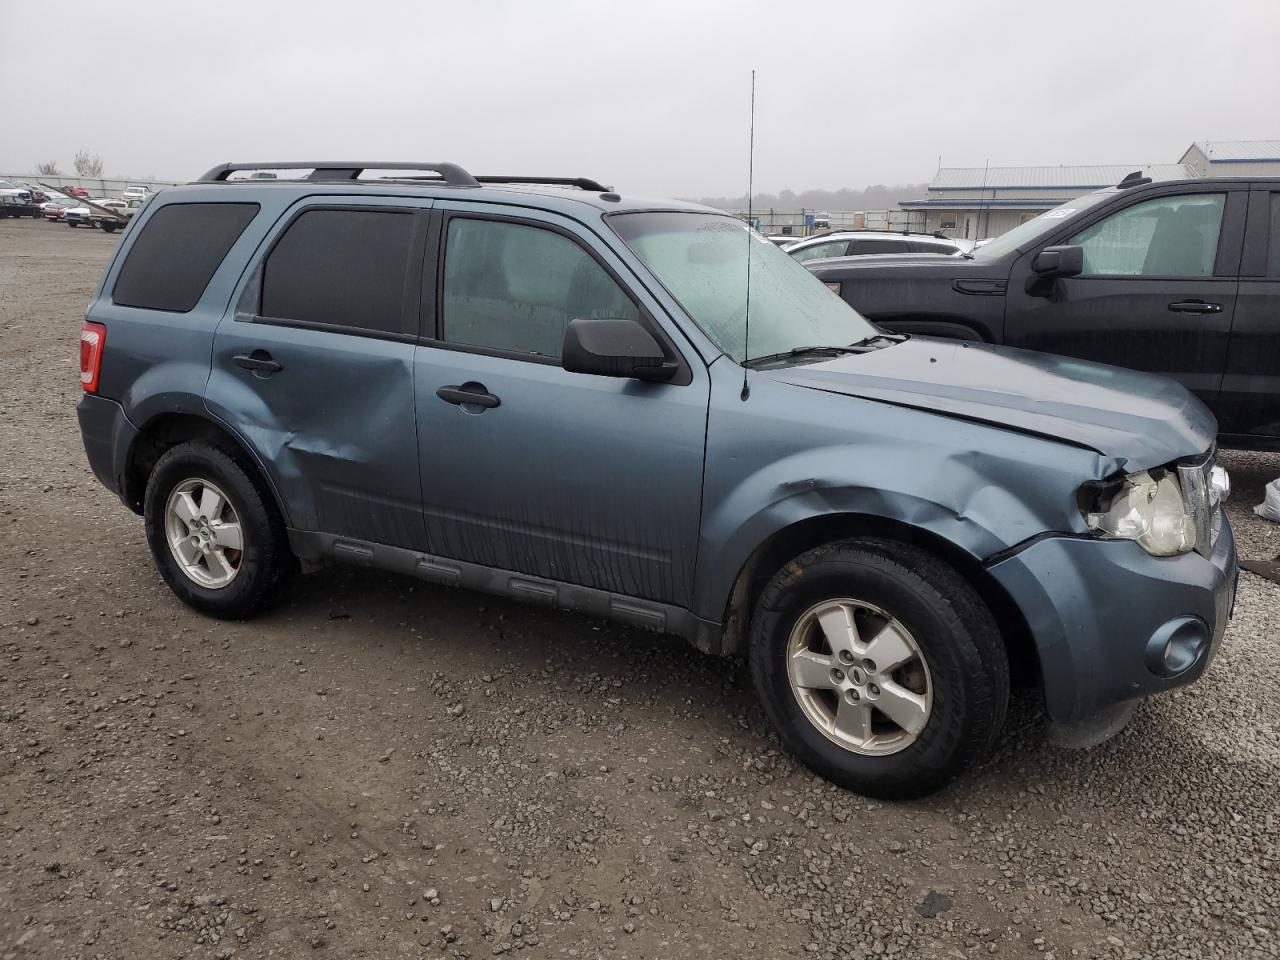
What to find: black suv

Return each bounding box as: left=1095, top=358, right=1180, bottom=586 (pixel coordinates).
left=808, top=176, right=1280, bottom=450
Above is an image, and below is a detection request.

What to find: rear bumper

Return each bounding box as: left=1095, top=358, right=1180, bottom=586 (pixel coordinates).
left=77, top=393, right=138, bottom=508
left=988, top=514, right=1237, bottom=724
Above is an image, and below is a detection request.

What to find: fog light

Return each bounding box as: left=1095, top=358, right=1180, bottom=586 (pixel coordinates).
left=1144, top=616, right=1210, bottom=678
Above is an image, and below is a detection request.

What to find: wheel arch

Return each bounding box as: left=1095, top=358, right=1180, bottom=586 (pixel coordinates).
left=717, top=512, right=1040, bottom=688
left=122, top=412, right=291, bottom=526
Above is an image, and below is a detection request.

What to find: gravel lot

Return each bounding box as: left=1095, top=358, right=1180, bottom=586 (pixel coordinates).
left=2, top=216, right=1279, bottom=960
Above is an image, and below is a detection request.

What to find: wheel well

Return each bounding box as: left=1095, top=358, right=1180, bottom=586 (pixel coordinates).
left=719, top=514, right=1040, bottom=686
left=122, top=414, right=283, bottom=521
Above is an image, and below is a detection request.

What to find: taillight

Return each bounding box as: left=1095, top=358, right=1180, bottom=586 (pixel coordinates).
left=80, top=321, right=106, bottom=393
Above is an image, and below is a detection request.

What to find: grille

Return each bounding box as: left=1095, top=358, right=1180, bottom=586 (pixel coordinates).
left=1177, top=446, right=1218, bottom=559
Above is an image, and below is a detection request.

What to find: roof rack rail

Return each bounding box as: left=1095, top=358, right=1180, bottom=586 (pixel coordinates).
left=1117, top=170, right=1152, bottom=189
left=197, top=161, right=480, bottom=187
left=388, top=174, right=612, bottom=192
left=474, top=175, right=611, bottom=192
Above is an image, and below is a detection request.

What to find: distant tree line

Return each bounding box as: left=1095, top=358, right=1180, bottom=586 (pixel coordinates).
left=694, top=182, right=929, bottom=211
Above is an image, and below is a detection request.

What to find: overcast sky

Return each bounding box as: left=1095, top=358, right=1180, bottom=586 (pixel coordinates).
left=4, top=0, right=1277, bottom=198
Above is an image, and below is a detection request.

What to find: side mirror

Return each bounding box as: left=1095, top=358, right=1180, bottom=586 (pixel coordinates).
left=1032, top=244, right=1084, bottom=278
left=561, top=318, right=676, bottom=382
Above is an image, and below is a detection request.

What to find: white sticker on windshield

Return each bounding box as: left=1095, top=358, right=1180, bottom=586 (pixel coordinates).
left=1042, top=208, right=1076, bottom=219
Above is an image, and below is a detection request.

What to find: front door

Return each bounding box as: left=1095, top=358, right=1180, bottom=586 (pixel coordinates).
left=207, top=199, right=431, bottom=549
left=1005, top=186, right=1246, bottom=414
left=414, top=205, right=709, bottom=606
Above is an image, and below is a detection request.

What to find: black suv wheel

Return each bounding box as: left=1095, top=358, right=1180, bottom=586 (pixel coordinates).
left=749, top=538, right=1008, bottom=799
left=143, top=441, right=294, bottom=619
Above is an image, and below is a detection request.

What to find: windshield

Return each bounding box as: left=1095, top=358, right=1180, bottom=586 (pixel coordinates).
left=609, top=212, right=878, bottom=363
left=971, top=190, right=1113, bottom=260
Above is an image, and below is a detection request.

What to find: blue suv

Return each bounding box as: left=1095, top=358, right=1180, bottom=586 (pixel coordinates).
left=77, top=161, right=1237, bottom=798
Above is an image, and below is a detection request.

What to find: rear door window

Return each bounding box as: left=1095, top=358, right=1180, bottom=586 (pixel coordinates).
left=1268, top=193, right=1280, bottom=276
left=260, top=208, right=415, bottom=335
left=1069, top=194, right=1226, bottom=277
left=113, top=202, right=259, bottom=312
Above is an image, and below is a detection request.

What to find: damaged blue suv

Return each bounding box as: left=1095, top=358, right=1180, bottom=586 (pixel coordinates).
left=77, top=161, right=1237, bottom=798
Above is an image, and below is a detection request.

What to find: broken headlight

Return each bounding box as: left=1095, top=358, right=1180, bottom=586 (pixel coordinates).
left=1082, top=469, right=1197, bottom=557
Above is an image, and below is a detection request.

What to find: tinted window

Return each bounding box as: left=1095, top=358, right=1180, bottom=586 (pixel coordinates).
left=261, top=209, right=414, bottom=334
left=113, top=202, right=259, bottom=312
left=790, top=239, right=849, bottom=263
left=441, top=218, right=638, bottom=358
left=848, top=239, right=910, bottom=255
left=909, top=241, right=956, bottom=255
left=1269, top=193, right=1280, bottom=277
left=1070, top=194, right=1225, bottom=278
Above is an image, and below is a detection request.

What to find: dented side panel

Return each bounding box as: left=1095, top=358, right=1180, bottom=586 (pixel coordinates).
left=692, top=359, right=1113, bottom=622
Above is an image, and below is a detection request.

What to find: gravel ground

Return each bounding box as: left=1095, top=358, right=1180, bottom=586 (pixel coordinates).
left=2, top=216, right=1279, bottom=960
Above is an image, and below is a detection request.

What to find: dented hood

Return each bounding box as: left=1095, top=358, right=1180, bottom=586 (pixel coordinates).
left=771, top=338, right=1215, bottom=471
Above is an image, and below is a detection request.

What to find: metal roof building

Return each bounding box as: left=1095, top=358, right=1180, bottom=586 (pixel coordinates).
left=1180, top=140, right=1280, bottom=177
left=902, top=140, right=1280, bottom=241
left=901, top=163, right=1196, bottom=241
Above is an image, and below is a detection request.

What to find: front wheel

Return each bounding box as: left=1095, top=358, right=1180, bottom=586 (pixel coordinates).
left=749, top=538, right=1008, bottom=800
left=144, top=441, right=294, bottom=619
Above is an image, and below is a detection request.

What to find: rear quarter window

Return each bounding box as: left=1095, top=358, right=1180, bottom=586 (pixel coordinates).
left=112, top=202, right=259, bottom=312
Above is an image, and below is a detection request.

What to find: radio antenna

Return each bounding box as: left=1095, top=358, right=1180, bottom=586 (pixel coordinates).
left=741, top=69, right=756, bottom=402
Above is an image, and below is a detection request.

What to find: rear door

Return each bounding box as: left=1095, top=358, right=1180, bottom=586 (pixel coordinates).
left=206, top=198, right=432, bottom=549
left=1219, top=186, right=1280, bottom=441
left=1005, top=183, right=1247, bottom=413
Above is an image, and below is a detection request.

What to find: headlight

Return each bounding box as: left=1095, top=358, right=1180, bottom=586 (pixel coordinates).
left=1083, top=469, right=1197, bottom=557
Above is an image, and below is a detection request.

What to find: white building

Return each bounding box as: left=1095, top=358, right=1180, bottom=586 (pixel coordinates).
left=1180, top=139, right=1280, bottom=178
left=901, top=140, right=1280, bottom=241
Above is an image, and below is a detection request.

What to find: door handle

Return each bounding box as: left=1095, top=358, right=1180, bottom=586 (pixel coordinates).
left=1168, top=300, right=1223, bottom=315
left=233, top=350, right=283, bottom=373
left=436, top=384, right=501, bottom=409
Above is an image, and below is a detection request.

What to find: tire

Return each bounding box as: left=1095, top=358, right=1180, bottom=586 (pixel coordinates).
left=101, top=221, right=117, bottom=233
left=749, top=538, right=1008, bottom=800
left=67, top=221, right=75, bottom=228
left=144, top=441, right=294, bottom=620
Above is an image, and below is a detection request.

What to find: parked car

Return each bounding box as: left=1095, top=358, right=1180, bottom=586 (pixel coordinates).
left=77, top=160, right=1235, bottom=799
left=766, top=234, right=800, bottom=247
left=787, top=231, right=965, bottom=263
left=42, top=197, right=80, bottom=221
left=807, top=174, right=1280, bottom=450
left=0, top=179, right=41, bottom=218
left=13, top=182, right=49, bottom=203
left=66, top=198, right=129, bottom=232
left=121, top=185, right=152, bottom=202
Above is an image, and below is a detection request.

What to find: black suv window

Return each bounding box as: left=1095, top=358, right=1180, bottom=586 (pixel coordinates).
left=1269, top=193, right=1280, bottom=277
left=261, top=209, right=415, bottom=335
left=441, top=218, right=638, bottom=358
left=848, top=238, right=909, bottom=255
left=113, top=203, right=259, bottom=312
left=1069, top=194, right=1226, bottom=278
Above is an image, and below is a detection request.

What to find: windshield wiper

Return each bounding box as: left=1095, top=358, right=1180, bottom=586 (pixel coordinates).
left=743, top=344, right=868, bottom=368
left=850, top=332, right=908, bottom=347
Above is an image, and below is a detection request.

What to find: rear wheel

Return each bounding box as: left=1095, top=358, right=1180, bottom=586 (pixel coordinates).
left=144, top=441, right=294, bottom=619
left=749, top=538, right=1008, bottom=799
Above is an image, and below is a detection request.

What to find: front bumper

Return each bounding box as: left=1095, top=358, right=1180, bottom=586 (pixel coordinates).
left=77, top=393, right=138, bottom=507
left=988, top=513, right=1237, bottom=724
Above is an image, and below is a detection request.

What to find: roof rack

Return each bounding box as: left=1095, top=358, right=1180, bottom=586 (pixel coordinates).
left=197, top=161, right=480, bottom=187
left=475, top=175, right=610, bottom=192
left=196, top=164, right=612, bottom=193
